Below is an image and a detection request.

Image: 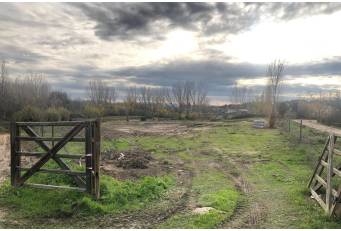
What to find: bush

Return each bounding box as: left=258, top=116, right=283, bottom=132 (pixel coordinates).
left=46, top=107, right=61, bottom=121
left=13, top=105, right=46, bottom=122
left=83, top=104, right=104, bottom=118
left=57, top=107, right=71, bottom=121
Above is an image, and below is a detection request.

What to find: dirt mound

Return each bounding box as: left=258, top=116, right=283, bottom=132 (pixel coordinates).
left=102, top=149, right=153, bottom=169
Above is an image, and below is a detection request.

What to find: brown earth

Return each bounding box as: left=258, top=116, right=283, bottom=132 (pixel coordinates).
left=100, top=149, right=175, bottom=180
left=293, top=119, right=341, bottom=136
left=0, top=134, right=10, bottom=184
left=102, top=121, right=213, bottom=138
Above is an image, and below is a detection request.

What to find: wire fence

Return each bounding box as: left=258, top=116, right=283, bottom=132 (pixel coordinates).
left=279, top=119, right=331, bottom=167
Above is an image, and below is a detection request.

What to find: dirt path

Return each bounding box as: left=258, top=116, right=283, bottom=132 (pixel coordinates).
left=0, top=134, right=10, bottom=184
left=293, top=119, right=341, bottom=136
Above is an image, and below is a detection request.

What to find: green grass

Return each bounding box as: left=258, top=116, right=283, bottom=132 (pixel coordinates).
left=2, top=119, right=341, bottom=228
left=159, top=210, right=226, bottom=229
left=159, top=168, right=240, bottom=228
left=102, top=138, right=131, bottom=152
left=0, top=175, right=174, bottom=219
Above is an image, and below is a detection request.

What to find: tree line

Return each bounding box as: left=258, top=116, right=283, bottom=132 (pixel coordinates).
left=0, top=60, right=209, bottom=121
left=87, top=79, right=209, bottom=121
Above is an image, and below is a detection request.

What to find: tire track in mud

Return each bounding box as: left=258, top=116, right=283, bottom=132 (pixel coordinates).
left=219, top=157, right=268, bottom=228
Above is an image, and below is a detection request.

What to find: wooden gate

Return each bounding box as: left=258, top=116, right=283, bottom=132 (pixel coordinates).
left=308, top=134, right=341, bottom=216
left=10, top=120, right=100, bottom=198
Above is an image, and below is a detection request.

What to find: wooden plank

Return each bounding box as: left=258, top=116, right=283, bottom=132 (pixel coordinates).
left=321, top=160, right=328, bottom=167
left=308, top=136, right=330, bottom=188
left=333, top=167, right=341, bottom=177
left=55, top=153, right=85, bottom=159
left=85, top=122, right=93, bottom=195
left=21, top=125, right=86, bottom=187
left=17, top=152, right=84, bottom=159
left=16, top=136, right=85, bottom=142
left=333, top=148, right=341, bottom=156
left=326, top=134, right=334, bottom=213
left=20, top=167, right=85, bottom=176
left=94, top=119, right=101, bottom=199
left=18, top=123, right=85, bottom=185
left=24, top=183, right=86, bottom=192
left=10, top=122, right=20, bottom=187
left=310, top=187, right=328, bottom=212
left=315, top=174, right=327, bottom=187
left=299, top=119, right=303, bottom=141
left=16, top=121, right=90, bottom=126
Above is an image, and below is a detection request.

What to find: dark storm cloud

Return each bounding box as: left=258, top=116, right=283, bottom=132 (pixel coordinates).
left=0, top=45, right=47, bottom=64
left=71, top=2, right=214, bottom=40
left=287, top=58, right=341, bottom=76
left=71, top=2, right=341, bottom=40
left=105, top=58, right=341, bottom=99
left=111, top=60, right=266, bottom=88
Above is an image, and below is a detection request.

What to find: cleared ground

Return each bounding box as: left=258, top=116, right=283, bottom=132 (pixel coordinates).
left=293, top=119, right=341, bottom=136
left=0, top=134, right=9, bottom=184
left=0, top=119, right=341, bottom=228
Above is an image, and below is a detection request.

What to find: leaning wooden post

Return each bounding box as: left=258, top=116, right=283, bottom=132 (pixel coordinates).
left=299, top=119, right=303, bottom=142
left=326, top=134, right=334, bottom=215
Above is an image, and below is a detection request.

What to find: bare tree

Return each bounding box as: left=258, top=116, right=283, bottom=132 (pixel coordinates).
left=88, top=79, right=118, bottom=105
left=165, top=81, right=208, bottom=119
left=266, top=60, right=285, bottom=128
left=152, top=87, right=167, bottom=119
left=139, top=86, right=153, bottom=118
left=124, top=87, right=138, bottom=121
left=0, top=60, right=8, bottom=119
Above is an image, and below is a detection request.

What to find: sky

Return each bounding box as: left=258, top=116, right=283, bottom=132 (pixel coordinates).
left=1, top=2, right=341, bottom=105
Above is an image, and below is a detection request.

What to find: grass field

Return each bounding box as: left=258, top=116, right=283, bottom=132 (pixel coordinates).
left=0, top=119, right=341, bottom=228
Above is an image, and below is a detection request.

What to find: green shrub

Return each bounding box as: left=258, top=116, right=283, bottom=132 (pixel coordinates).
left=13, top=105, right=46, bottom=122
left=0, top=175, right=174, bottom=218
left=57, top=107, right=71, bottom=121
left=83, top=104, right=104, bottom=118
left=46, top=107, right=61, bottom=121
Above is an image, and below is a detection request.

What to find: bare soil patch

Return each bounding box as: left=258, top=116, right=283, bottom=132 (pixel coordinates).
left=293, top=119, right=341, bottom=136
left=0, top=134, right=10, bottom=184
left=100, top=149, right=173, bottom=180
left=102, top=121, right=212, bottom=138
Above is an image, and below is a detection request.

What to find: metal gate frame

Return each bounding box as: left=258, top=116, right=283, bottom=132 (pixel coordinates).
left=10, top=119, right=100, bottom=198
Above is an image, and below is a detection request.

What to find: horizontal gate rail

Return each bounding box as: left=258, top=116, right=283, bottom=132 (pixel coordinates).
left=17, top=151, right=84, bottom=159
left=20, top=167, right=86, bottom=176
left=24, top=183, right=86, bottom=192
left=10, top=120, right=101, bottom=198
left=15, top=136, right=85, bottom=142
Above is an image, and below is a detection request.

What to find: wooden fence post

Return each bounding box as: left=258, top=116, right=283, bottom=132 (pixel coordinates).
left=10, top=122, right=20, bottom=187
left=85, top=122, right=93, bottom=195
left=299, top=119, right=303, bottom=142
left=93, top=119, right=101, bottom=199
left=288, top=119, right=291, bottom=133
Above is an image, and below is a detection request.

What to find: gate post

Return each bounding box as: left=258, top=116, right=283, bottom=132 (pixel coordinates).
left=93, top=119, right=101, bottom=199
left=10, top=122, right=20, bottom=187
left=85, top=122, right=93, bottom=195
left=299, top=119, right=303, bottom=142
